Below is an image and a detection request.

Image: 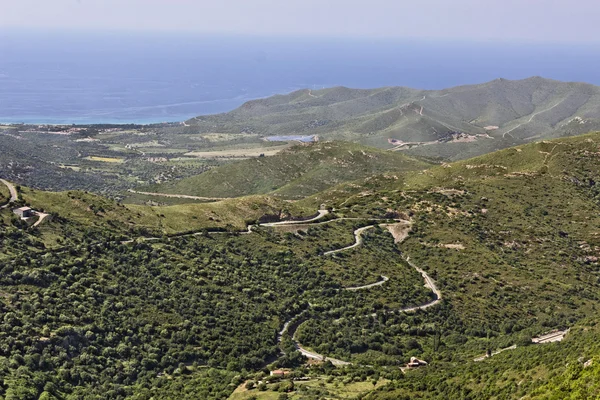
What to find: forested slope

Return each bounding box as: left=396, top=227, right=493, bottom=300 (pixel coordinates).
left=2, top=132, right=600, bottom=398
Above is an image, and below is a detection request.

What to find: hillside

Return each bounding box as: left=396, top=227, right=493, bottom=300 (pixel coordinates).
left=142, top=141, right=431, bottom=199
left=3, top=132, right=600, bottom=398
left=3, top=77, right=600, bottom=198
left=187, top=77, right=600, bottom=160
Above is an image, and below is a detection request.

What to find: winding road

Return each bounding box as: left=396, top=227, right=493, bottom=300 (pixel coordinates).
left=119, top=207, right=441, bottom=366
left=0, top=179, right=18, bottom=209
left=278, top=218, right=442, bottom=366
left=323, top=225, right=375, bottom=255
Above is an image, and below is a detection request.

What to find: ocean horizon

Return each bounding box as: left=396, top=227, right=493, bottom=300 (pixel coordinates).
left=2, top=30, right=600, bottom=125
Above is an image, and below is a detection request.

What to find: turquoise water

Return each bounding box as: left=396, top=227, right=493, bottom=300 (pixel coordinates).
left=1, top=30, right=600, bottom=124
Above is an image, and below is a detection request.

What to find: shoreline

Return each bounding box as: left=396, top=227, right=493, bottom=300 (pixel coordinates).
left=0, top=117, right=189, bottom=126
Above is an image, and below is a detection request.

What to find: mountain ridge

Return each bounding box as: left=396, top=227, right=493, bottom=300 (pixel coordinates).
left=187, top=77, right=600, bottom=160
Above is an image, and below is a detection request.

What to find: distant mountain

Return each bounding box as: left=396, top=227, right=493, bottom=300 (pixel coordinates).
left=187, top=77, right=600, bottom=160
left=143, top=141, right=431, bottom=200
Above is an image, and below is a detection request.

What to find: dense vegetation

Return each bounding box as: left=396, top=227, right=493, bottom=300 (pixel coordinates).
left=0, top=199, right=428, bottom=398
left=3, top=132, right=600, bottom=398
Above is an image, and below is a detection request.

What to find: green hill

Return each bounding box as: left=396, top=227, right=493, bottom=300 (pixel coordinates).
left=143, top=141, right=431, bottom=199
left=4, top=132, right=600, bottom=398
left=187, top=77, right=600, bottom=160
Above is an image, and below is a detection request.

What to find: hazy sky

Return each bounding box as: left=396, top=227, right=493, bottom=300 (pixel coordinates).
left=1, top=0, right=599, bottom=42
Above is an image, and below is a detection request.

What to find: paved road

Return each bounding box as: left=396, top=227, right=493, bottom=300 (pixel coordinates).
left=403, top=256, right=443, bottom=310
left=323, top=222, right=405, bottom=256
left=294, top=342, right=351, bottom=366
left=119, top=209, right=441, bottom=366
left=121, top=209, right=330, bottom=244
left=0, top=179, right=18, bottom=209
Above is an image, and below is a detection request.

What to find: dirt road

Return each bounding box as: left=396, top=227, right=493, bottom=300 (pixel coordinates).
left=127, top=189, right=228, bottom=201
left=32, top=212, right=50, bottom=227
left=345, top=276, right=389, bottom=291
left=502, top=99, right=564, bottom=138
left=282, top=218, right=442, bottom=366
left=0, top=179, right=18, bottom=209
left=260, top=210, right=329, bottom=227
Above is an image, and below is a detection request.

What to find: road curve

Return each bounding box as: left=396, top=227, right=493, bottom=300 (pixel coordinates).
left=345, top=275, right=389, bottom=291
left=0, top=179, right=18, bottom=209
left=323, top=225, right=374, bottom=255
left=260, top=209, right=329, bottom=227
left=121, top=209, right=330, bottom=244
left=32, top=212, right=50, bottom=228
left=323, top=223, right=400, bottom=256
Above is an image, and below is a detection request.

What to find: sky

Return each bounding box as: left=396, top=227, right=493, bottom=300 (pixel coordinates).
left=1, top=0, right=599, bottom=43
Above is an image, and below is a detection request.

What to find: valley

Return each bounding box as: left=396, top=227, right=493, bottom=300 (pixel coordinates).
left=3, top=78, right=600, bottom=399
left=4, top=77, right=600, bottom=203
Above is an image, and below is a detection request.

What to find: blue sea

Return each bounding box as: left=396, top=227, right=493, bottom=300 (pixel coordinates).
left=1, top=30, right=600, bottom=125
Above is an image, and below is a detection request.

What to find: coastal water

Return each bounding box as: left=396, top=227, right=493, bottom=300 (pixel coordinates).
left=1, top=30, right=600, bottom=124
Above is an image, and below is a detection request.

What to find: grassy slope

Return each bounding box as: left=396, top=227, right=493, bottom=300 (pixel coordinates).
left=285, top=131, right=600, bottom=398
left=186, top=78, right=600, bottom=161
left=15, top=188, right=296, bottom=240
left=145, top=141, right=431, bottom=199
left=302, top=133, right=600, bottom=320
left=5, top=132, right=600, bottom=398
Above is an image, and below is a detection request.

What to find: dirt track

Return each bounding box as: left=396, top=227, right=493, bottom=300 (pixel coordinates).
left=280, top=217, right=442, bottom=366
left=127, top=189, right=228, bottom=201
left=0, top=179, right=18, bottom=209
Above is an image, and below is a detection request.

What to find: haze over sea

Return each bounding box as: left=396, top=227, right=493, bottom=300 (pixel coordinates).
left=2, top=30, right=600, bottom=125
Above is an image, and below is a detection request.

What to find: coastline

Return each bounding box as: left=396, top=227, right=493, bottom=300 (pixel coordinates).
left=0, top=116, right=189, bottom=126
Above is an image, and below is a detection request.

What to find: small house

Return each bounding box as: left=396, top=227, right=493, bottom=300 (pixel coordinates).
left=13, top=207, right=33, bottom=218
